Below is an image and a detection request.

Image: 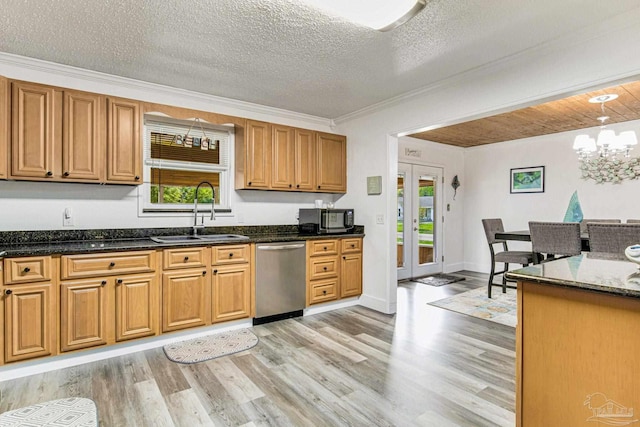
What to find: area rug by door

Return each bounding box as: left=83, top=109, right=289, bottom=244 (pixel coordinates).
left=0, top=397, right=97, bottom=427
left=163, top=328, right=258, bottom=364
left=412, top=273, right=466, bottom=287
left=428, top=286, right=517, bottom=327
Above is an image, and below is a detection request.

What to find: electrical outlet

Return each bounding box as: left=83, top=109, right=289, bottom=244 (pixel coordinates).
left=376, top=214, right=384, bottom=225
left=63, top=208, right=74, bottom=226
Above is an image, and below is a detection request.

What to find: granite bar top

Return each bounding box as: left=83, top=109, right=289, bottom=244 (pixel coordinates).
left=0, top=225, right=365, bottom=257
left=505, top=252, right=640, bottom=298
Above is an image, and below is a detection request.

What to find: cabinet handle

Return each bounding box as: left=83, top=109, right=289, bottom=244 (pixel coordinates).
left=212, top=269, right=217, bottom=275
left=343, top=256, right=346, bottom=260
left=322, top=290, right=327, bottom=295
left=289, top=184, right=292, bottom=188
left=115, top=279, right=122, bottom=285
left=23, top=267, right=31, bottom=273
left=63, top=171, right=70, bottom=177
left=46, top=171, right=53, bottom=177
left=317, top=185, right=321, bottom=189
left=184, top=256, right=189, bottom=261
left=323, top=266, right=327, bottom=271
left=229, top=253, right=234, bottom=257
left=102, top=280, right=108, bottom=286
left=323, top=247, right=327, bottom=251
left=203, top=271, right=207, bottom=276
left=351, top=244, right=355, bottom=248
left=109, top=262, right=115, bottom=267
left=135, top=176, right=140, bottom=181
left=5, top=289, right=12, bottom=295
left=248, top=181, right=252, bottom=186
left=296, top=184, right=300, bottom=188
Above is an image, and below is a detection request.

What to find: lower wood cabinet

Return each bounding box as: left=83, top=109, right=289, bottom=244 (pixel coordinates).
left=60, top=278, right=110, bottom=352
left=162, top=268, right=209, bottom=332
left=3, top=282, right=56, bottom=362
left=115, top=274, right=157, bottom=341
left=306, top=237, right=363, bottom=306
left=211, top=263, right=251, bottom=323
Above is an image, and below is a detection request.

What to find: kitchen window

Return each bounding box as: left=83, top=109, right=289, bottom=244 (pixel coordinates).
left=140, top=115, right=234, bottom=214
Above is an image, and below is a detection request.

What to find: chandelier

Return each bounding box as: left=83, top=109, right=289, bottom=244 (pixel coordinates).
left=573, top=94, right=639, bottom=183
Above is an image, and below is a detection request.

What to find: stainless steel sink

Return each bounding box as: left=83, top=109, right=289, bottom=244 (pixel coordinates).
left=150, top=234, right=249, bottom=244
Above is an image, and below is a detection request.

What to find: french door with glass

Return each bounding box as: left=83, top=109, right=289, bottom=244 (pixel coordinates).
left=397, top=163, right=443, bottom=280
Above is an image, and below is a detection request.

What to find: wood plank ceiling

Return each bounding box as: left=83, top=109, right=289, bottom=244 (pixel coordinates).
left=408, top=80, right=640, bottom=147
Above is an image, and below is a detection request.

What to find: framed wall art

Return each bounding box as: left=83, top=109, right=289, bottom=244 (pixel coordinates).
left=510, top=166, right=545, bottom=193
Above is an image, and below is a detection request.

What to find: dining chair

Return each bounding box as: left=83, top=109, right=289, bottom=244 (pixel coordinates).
left=579, top=218, right=621, bottom=234
left=482, top=219, right=535, bottom=298
left=529, top=221, right=582, bottom=263
left=587, top=223, right=640, bottom=254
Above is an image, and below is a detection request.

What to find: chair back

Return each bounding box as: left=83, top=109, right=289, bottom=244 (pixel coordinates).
left=579, top=218, right=621, bottom=234
left=587, top=223, right=640, bottom=254
left=529, top=221, right=581, bottom=257
left=482, top=218, right=504, bottom=245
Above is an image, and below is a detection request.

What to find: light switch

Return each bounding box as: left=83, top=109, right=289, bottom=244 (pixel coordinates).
left=63, top=208, right=74, bottom=226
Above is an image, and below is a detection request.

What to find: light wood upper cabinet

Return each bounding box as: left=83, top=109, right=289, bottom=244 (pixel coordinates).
left=271, top=124, right=294, bottom=190
left=316, top=131, right=346, bottom=193
left=10, top=80, right=108, bottom=183
left=63, top=90, right=103, bottom=181
left=242, top=119, right=271, bottom=189
left=0, top=76, right=8, bottom=179
left=106, top=97, right=141, bottom=184
left=294, top=128, right=315, bottom=191
left=11, top=81, right=56, bottom=179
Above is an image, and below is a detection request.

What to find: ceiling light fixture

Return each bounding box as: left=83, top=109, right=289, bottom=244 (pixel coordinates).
left=301, top=0, right=426, bottom=31
left=573, top=94, right=639, bottom=183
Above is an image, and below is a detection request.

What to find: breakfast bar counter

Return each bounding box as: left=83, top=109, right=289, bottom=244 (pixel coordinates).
left=506, top=254, right=640, bottom=427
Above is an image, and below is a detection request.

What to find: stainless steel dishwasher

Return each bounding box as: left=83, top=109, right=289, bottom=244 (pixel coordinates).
left=253, top=241, right=306, bottom=325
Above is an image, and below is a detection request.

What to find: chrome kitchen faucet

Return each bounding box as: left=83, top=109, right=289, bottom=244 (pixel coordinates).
left=193, top=181, right=215, bottom=236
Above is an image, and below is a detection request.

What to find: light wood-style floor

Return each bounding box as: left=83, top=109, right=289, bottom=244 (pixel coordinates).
left=0, top=271, right=515, bottom=426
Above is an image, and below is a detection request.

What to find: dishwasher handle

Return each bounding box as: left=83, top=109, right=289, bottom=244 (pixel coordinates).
left=257, top=243, right=305, bottom=251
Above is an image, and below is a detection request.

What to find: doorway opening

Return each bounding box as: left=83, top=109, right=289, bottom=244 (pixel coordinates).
left=397, top=163, right=444, bottom=280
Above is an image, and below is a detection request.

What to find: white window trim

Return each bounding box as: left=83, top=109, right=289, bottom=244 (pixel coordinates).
left=137, top=114, right=235, bottom=217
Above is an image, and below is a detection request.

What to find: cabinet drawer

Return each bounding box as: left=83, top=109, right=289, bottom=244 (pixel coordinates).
left=5, top=256, right=53, bottom=284
left=212, top=244, right=250, bottom=265
left=341, top=238, right=362, bottom=253
left=61, top=251, right=156, bottom=279
left=163, top=247, right=207, bottom=269
left=308, top=255, right=338, bottom=280
left=308, top=240, right=338, bottom=257
left=309, top=279, right=338, bottom=304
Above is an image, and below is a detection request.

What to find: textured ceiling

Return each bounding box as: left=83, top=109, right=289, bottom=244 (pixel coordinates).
left=1, top=0, right=640, bottom=119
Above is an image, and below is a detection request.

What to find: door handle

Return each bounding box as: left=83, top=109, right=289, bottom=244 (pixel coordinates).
left=258, top=244, right=305, bottom=250
left=413, top=227, right=418, bottom=231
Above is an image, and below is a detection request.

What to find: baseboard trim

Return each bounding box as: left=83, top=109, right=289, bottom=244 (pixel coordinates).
left=303, top=297, right=359, bottom=316
left=357, top=293, right=395, bottom=314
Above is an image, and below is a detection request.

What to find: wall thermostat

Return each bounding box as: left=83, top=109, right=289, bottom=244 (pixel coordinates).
left=367, top=176, right=382, bottom=195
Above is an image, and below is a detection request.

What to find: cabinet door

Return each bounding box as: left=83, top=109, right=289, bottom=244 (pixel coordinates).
left=106, top=97, right=141, bottom=184
left=316, top=132, right=346, bottom=193
left=3, top=282, right=56, bottom=362
left=162, top=269, right=209, bottom=332
left=115, top=273, right=157, bottom=341
left=63, top=90, right=103, bottom=181
left=244, top=120, right=271, bottom=189
left=294, top=128, right=315, bottom=191
left=212, top=263, right=251, bottom=323
left=271, top=124, right=294, bottom=190
left=340, top=252, right=362, bottom=298
left=60, top=278, right=110, bottom=352
left=11, top=81, right=56, bottom=179
left=0, top=76, right=8, bottom=179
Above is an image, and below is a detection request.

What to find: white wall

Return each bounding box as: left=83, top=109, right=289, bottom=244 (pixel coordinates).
left=335, top=8, right=640, bottom=314
left=464, top=119, right=640, bottom=273
left=0, top=54, right=339, bottom=231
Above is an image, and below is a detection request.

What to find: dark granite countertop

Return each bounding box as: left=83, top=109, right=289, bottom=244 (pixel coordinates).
left=0, top=225, right=365, bottom=257
left=505, top=252, right=640, bottom=298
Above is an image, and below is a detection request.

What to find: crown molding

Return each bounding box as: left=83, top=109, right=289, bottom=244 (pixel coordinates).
left=0, top=52, right=333, bottom=128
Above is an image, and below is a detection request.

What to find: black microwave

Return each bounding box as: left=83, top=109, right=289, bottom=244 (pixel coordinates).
left=298, top=208, right=354, bottom=234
